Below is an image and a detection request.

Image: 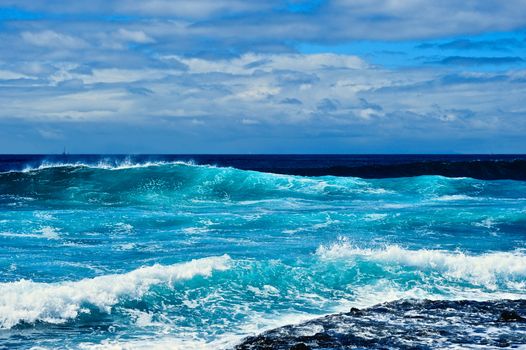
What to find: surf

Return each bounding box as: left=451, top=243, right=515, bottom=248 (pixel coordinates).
left=0, top=255, right=231, bottom=329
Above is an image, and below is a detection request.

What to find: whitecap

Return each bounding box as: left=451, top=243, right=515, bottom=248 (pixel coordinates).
left=364, top=213, right=388, bottom=221
left=434, top=194, right=477, bottom=201
left=0, top=255, right=231, bottom=329
left=1, top=159, right=215, bottom=174
left=316, top=242, right=526, bottom=289
left=0, top=226, right=60, bottom=240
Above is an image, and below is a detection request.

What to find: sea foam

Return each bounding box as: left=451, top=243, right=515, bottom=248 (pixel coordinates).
left=19, top=160, right=201, bottom=172
left=316, top=242, right=526, bottom=288
left=0, top=255, right=231, bottom=329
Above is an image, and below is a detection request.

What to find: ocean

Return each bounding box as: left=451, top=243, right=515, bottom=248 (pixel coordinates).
left=0, top=155, right=525, bottom=349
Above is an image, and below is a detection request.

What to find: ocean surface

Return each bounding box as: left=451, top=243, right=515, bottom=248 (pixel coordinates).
left=0, top=155, right=525, bottom=349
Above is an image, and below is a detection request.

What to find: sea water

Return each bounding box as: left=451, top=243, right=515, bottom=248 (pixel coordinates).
left=0, top=155, right=525, bottom=349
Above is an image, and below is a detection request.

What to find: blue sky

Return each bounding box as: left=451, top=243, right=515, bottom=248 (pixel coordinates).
left=0, top=0, right=525, bottom=153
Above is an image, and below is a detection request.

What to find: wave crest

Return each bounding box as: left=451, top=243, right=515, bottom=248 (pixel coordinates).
left=0, top=255, right=231, bottom=329
left=316, top=242, right=526, bottom=288
left=13, top=159, right=204, bottom=173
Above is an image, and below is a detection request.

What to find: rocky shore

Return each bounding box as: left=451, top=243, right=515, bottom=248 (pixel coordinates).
left=235, top=299, right=526, bottom=349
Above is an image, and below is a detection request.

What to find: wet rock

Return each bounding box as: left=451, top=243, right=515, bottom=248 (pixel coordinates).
left=499, top=310, right=526, bottom=322
left=349, top=307, right=364, bottom=316
left=290, top=343, right=310, bottom=350
left=234, top=299, right=526, bottom=349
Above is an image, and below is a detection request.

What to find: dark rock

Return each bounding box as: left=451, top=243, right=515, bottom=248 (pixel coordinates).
left=349, top=307, right=364, bottom=316
left=290, top=343, right=310, bottom=350
left=234, top=299, right=526, bottom=349
left=311, top=332, right=331, bottom=342
left=497, top=339, right=511, bottom=347
left=499, top=310, right=526, bottom=322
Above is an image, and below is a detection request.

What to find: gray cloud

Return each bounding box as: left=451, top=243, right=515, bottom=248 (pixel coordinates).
left=3, top=1, right=526, bottom=43
left=1, top=1, right=526, bottom=152
left=0, top=52, right=524, bottom=151
left=21, top=30, right=88, bottom=49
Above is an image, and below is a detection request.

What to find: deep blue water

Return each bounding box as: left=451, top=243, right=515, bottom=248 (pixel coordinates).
left=0, top=155, right=525, bottom=349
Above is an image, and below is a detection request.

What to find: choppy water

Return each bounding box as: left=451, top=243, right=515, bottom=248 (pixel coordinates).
left=0, top=156, right=525, bottom=349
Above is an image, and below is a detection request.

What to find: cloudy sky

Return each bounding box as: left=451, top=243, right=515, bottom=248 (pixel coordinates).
left=0, top=0, right=525, bottom=153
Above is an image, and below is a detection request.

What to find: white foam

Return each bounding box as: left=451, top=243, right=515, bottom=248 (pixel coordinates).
left=182, top=226, right=210, bottom=234
left=434, top=194, right=476, bottom=201
left=78, top=338, right=211, bottom=350
left=113, top=223, right=134, bottom=233
left=316, top=242, right=526, bottom=289
left=1, top=159, right=215, bottom=174
left=351, top=280, right=436, bottom=308
left=359, top=187, right=393, bottom=194
left=472, top=218, right=496, bottom=229
left=0, top=255, right=231, bottom=329
left=40, top=226, right=61, bottom=239
left=351, top=278, right=526, bottom=310
left=34, top=212, right=56, bottom=220
left=116, top=243, right=136, bottom=251
left=364, top=213, right=388, bottom=221
left=247, top=284, right=280, bottom=297
left=0, top=226, right=60, bottom=240
left=77, top=289, right=336, bottom=350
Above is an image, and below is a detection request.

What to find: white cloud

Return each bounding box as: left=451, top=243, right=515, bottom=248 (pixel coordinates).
left=241, top=118, right=260, bottom=125
left=21, top=30, right=88, bottom=49
left=163, top=53, right=366, bottom=75
left=78, top=68, right=173, bottom=84
left=115, top=29, right=155, bottom=44
left=1, top=1, right=525, bottom=152
left=236, top=85, right=281, bottom=101
left=1, top=51, right=522, bottom=141
left=0, top=70, right=32, bottom=80
left=37, top=128, right=63, bottom=139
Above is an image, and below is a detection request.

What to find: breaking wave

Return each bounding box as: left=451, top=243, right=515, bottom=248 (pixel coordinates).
left=317, top=242, right=526, bottom=289
left=0, top=255, right=231, bottom=329
left=2, top=159, right=519, bottom=209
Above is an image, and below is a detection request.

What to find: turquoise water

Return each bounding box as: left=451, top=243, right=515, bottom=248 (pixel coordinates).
left=0, top=160, right=525, bottom=349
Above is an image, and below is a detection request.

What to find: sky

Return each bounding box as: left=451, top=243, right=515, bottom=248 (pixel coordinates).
left=0, top=1, right=525, bottom=153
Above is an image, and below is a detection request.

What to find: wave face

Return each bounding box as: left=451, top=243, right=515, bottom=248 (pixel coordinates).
left=2, top=154, right=526, bottom=179
left=0, top=155, right=525, bottom=349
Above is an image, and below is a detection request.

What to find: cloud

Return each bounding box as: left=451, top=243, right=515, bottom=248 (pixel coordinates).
left=162, top=53, right=366, bottom=75
left=241, top=118, right=260, bottom=125
left=1, top=52, right=522, bottom=132
left=21, top=30, right=88, bottom=49
left=4, top=1, right=526, bottom=42
left=280, top=98, right=303, bottom=105
left=0, top=70, right=31, bottom=80
left=115, top=29, right=155, bottom=44
left=317, top=98, right=340, bottom=113
left=37, top=127, right=63, bottom=140
left=1, top=1, right=526, bottom=152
